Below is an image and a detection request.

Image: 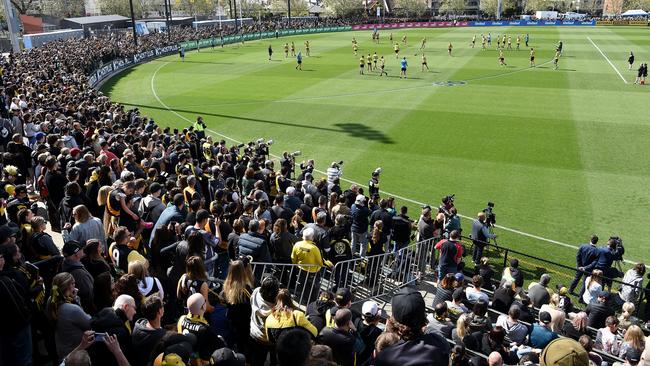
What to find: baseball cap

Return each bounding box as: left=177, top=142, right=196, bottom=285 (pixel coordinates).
left=362, top=300, right=379, bottom=317
left=153, top=341, right=193, bottom=366
left=14, top=184, right=27, bottom=194
left=454, top=272, right=465, bottom=282
left=539, top=311, right=552, bottom=324
left=556, top=284, right=568, bottom=296
left=335, top=288, right=352, bottom=305
left=70, top=148, right=81, bottom=157
left=210, top=347, right=246, bottom=366
left=286, top=186, right=296, bottom=195
left=626, top=348, right=641, bottom=364
left=391, top=287, right=426, bottom=329
left=355, top=194, right=366, bottom=204
left=0, top=225, right=18, bottom=243
left=62, top=240, right=82, bottom=257
left=35, top=132, right=46, bottom=140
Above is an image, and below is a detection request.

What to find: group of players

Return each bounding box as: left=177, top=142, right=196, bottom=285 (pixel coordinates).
left=262, top=30, right=644, bottom=82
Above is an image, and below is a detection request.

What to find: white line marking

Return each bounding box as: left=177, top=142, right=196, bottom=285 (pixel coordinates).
left=587, top=36, right=628, bottom=84
left=151, top=58, right=641, bottom=265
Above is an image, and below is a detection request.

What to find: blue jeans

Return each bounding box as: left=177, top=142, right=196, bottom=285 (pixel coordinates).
left=351, top=231, right=368, bottom=257
left=438, top=264, right=457, bottom=280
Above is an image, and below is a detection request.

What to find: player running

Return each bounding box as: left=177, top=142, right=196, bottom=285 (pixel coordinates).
left=402, top=35, right=407, bottom=44
left=628, top=51, right=635, bottom=70
left=525, top=33, right=529, bottom=47
left=268, top=44, right=273, bottom=60
left=556, top=41, right=563, bottom=56
left=359, top=56, right=365, bottom=75
left=373, top=52, right=379, bottom=70
left=448, top=42, right=453, bottom=56
left=481, top=34, right=487, bottom=50
left=553, top=50, right=560, bottom=70
left=291, top=42, right=296, bottom=56
left=421, top=53, right=429, bottom=72
left=379, top=56, right=387, bottom=76
left=394, top=43, right=400, bottom=58
left=420, top=37, right=427, bottom=50
left=471, top=34, right=476, bottom=48
left=498, top=49, right=506, bottom=66
left=296, top=51, right=302, bottom=70
left=487, top=33, right=492, bottom=46
left=400, top=57, right=408, bottom=78
left=284, top=43, right=289, bottom=58
left=529, top=48, right=535, bottom=67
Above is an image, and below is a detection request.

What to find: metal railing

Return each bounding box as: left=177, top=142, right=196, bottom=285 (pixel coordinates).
left=249, top=238, right=437, bottom=306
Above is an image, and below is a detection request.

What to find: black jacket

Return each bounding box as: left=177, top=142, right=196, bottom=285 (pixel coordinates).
left=317, top=327, right=356, bottom=366
left=89, top=308, right=134, bottom=366
left=238, top=232, right=272, bottom=263
left=586, top=301, right=614, bottom=329
left=374, top=333, right=451, bottom=366
left=131, top=318, right=165, bottom=366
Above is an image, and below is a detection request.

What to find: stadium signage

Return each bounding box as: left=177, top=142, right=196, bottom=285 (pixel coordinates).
left=352, top=22, right=469, bottom=30
left=96, top=64, right=114, bottom=80
left=90, top=45, right=180, bottom=87
left=468, top=20, right=595, bottom=26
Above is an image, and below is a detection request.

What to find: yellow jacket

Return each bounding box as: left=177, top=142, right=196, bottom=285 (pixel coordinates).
left=291, top=240, right=324, bottom=273
left=264, top=310, right=317, bottom=342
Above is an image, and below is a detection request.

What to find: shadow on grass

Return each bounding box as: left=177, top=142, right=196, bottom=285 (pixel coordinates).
left=117, top=102, right=395, bottom=144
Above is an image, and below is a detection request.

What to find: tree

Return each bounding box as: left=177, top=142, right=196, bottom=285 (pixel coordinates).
left=480, top=0, right=515, bottom=17
left=322, top=0, right=364, bottom=17
left=394, top=0, right=428, bottom=17
left=99, top=0, right=131, bottom=16
left=239, top=0, right=267, bottom=18
left=439, top=0, right=466, bottom=15
left=623, top=0, right=650, bottom=10
left=270, top=0, right=309, bottom=16
left=10, top=0, right=37, bottom=14
left=41, top=0, right=85, bottom=17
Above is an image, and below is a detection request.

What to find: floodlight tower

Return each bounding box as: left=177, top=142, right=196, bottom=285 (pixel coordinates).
left=2, top=0, right=20, bottom=53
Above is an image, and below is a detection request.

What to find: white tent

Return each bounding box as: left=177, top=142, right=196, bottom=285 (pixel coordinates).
left=621, top=9, right=648, bottom=16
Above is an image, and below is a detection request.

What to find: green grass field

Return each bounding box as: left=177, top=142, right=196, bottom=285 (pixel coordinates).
left=103, top=26, right=650, bottom=275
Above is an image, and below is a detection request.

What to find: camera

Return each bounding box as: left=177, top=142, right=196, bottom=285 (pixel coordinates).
left=373, top=167, right=382, bottom=176
left=609, top=236, right=623, bottom=248
left=442, top=194, right=455, bottom=205
left=291, top=151, right=302, bottom=157
left=237, top=143, right=245, bottom=148
left=483, top=202, right=496, bottom=227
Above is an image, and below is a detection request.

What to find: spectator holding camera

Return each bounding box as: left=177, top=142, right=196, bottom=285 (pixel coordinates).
left=470, top=212, right=496, bottom=265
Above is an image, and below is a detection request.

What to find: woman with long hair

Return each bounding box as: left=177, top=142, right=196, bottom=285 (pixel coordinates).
left=177, top=256, right=214, bottom=313
left=63, top=204, right=107, bottom=252
left=128, top=260, right=164, bottom=299
left=432, top=273, right=456, bottom=307
left=81, top=239, right=111, bottom=279
left=46, top=272, right=91, bottom=361
left=365, top=221, right=385, bottom=290
left=539, top=293, right=566, bottom=332
left=451, top=314, right=479, bottom=351
left=290, top=209, right=306, bottom=235
left=583, top=269, right=603, bottom=305
left=619, top=325, right=645, bottom=358
left=222, top=259, right=255, bottom=355
left=17, top=208, right=34, bottom=255
left=562, top=311, right=588, bottom=340
left=264, top=288, right=317, bottom=344
left=113, top=273, right=143, bottom=317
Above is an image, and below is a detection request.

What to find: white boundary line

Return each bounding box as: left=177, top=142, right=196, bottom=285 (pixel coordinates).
left=151, top=60, right=641, bottom=266
left=587, top=36, right=628, bottom=84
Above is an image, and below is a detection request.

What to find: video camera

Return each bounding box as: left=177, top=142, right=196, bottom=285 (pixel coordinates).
left=609, top=236, right=623, bottom=249
left=483, top=202, right=496, bottom=227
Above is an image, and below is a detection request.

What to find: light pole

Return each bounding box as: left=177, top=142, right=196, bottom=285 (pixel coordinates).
left=129, top=0, right=138, bottom=46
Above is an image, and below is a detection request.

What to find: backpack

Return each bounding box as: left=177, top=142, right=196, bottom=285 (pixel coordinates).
left=37, top=169, right=49, bottom=198
left=539, top=338, right=589, bottom=366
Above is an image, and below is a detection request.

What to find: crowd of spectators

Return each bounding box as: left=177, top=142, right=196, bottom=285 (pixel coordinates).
left=0, top=20, right=649, bottom=366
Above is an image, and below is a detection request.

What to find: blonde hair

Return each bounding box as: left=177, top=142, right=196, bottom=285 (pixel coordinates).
left=456, top=314, right=470, bottom=339
left=47, top=272, right=75, bottom=322
left=222, top=260, right=254, bottom=305
left=73, top=205, right=91, bottom=223
left=587, top=269, right=603, bottom=289
left=624, top=325, right=645, bottom=351
left=128, top=261, right=147, bottom=284
left=272, top=288, right=298, bottom=317
left=621, top=302, right=636, bottom=320
left=549, top=293, right=560, bottom=307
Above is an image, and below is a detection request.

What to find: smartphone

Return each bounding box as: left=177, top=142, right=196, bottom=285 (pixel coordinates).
left=94, top=332, right=107, bottom=342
